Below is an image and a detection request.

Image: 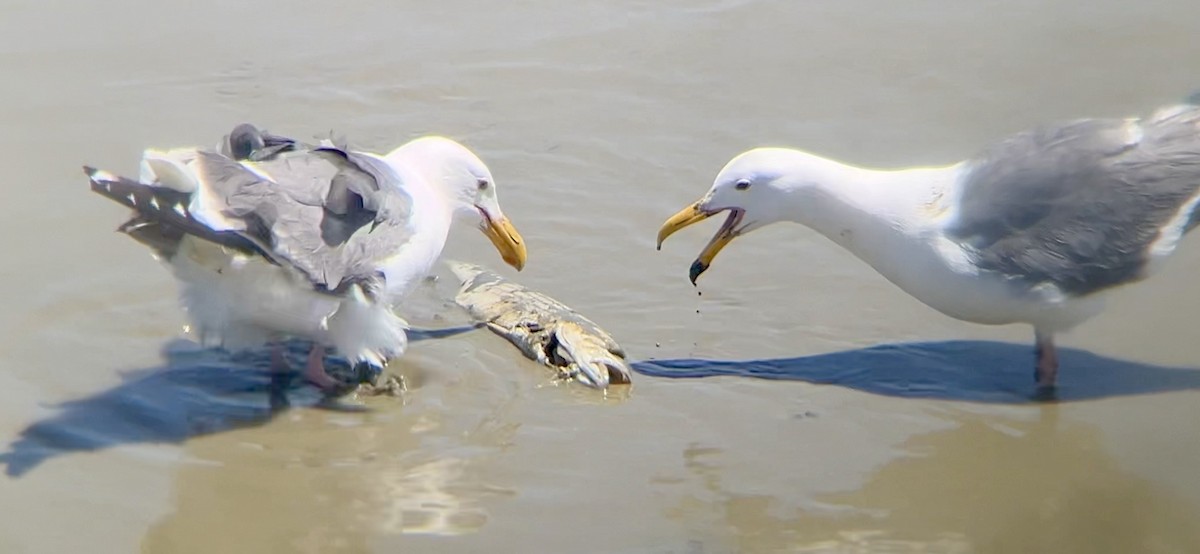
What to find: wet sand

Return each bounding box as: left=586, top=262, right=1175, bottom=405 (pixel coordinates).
left=2, top=1, right=1200, bottom=552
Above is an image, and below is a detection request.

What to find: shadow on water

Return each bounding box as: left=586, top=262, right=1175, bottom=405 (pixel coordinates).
left=0, top=326, right=478, bottom=479
left=633, top=340, right=1200, bottom=404
left=9, top=335, right=1197, bottom=477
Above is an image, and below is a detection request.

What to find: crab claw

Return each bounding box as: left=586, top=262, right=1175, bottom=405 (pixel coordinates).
left=574, top=357, right=633, bottom=389
left=571, top=357, right=610, bottom=389
left=552, top=323, right=633, bottom=389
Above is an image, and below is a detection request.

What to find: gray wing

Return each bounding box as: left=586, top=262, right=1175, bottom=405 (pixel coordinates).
left=189, top=144, right=415, bottom=295
left=948, top=106, right=1200, bottom=296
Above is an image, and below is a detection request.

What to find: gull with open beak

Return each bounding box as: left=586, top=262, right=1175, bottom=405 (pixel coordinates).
left=659, top=102, right=1200, bottom=393
left=657, top=197, right=749, bottom=285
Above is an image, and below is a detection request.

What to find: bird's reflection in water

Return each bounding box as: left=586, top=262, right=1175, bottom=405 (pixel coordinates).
left=374, top=457, right=494, bottom=535
left=136, top=338, right=521, bottom=551
left=666, top=405, right=1200, bottom=553
left=142, top=445, right=512, bottom=551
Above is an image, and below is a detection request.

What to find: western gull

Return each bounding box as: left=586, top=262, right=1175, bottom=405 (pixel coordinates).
left=86, top=124, right=527, bottom=391
left=657, top=103, right=1200, bottom=391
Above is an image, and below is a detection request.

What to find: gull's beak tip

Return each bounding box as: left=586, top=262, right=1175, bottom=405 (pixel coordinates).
left=509, top=246, right=527, bottom=271
left=483, top=215, right=527, bottom=272
left=688, top=259, right=708, bottom=285
left=655, top=229, right=670, bottom=250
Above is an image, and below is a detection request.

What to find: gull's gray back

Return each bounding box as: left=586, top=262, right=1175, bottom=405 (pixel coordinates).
left=191, top=133, right=415, bottom=295
left=948, top=106, right=1200, bottom=296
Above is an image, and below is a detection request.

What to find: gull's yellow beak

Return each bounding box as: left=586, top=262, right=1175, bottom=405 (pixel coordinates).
left=656, top=201, right=711, bottom=250
left=657, top=200, right=741, bottom=284
left=481, top=215, right=527, bottom=271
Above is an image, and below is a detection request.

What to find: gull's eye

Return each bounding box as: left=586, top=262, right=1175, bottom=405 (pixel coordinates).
left=734, top=179, right=751, bottom=191
left=477, top=178, right=490, bottom=191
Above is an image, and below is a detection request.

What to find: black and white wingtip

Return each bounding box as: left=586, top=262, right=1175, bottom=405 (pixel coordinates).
left=85, top=165, right=190, bottom=215
left=84, top=165, right=274, bottom=261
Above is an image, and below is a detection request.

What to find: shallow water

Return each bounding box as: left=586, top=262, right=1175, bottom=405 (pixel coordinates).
left=3, top=1, right=1200, bottom=552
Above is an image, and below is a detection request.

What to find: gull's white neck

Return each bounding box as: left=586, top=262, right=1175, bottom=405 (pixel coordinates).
left=771, top=152, right=965, bottom=297
left=781, top=155, right=958, bottom=240
left=371, top=154, right=455, bottom=301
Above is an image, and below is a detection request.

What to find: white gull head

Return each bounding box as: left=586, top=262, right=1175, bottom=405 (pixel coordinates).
left=383, top=136, right=526, bottom=271
left=657, top=147, right=861, bottom=283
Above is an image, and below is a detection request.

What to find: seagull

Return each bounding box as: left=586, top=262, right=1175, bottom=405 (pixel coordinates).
left=86, top=124, right=527, bottom=391
left=657, top=103, right=1200, bottom=391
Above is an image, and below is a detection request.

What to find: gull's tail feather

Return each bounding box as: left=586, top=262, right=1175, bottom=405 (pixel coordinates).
left=84, top=166, right=276, bottom=262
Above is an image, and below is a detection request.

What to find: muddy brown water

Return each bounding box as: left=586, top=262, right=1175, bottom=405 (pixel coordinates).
left=2, top=1, right=1200, bottom=552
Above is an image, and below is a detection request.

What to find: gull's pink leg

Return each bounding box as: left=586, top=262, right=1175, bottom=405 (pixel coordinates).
left=1034, top=329, right=1059, bottom=389
left=303, top=344, right=343, bottom=390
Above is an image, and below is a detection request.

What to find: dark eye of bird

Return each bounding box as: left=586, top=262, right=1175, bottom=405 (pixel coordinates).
left=477, top=179, right=489, bottom=190
left=735, top=179, right=751, bottom=190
